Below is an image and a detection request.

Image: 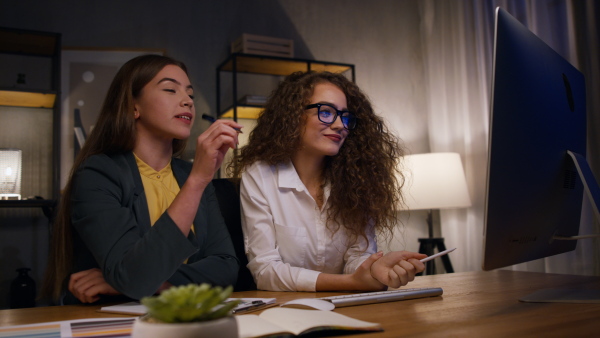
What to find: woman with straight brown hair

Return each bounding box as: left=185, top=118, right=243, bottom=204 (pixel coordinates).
left=43, top=54, right=241, bottom=304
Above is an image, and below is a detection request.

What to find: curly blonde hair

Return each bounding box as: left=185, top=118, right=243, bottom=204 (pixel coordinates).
left=230, top=71, right=406, bottom=244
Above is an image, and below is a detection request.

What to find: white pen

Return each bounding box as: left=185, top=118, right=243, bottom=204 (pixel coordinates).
left=420, top=247, right=457, bottom=263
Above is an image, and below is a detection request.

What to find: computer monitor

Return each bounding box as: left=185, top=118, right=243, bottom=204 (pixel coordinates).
left=482, top=7, right=599, bottom=274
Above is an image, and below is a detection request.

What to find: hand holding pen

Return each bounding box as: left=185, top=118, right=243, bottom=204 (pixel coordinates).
left=187, top=114, right=243, bottom=183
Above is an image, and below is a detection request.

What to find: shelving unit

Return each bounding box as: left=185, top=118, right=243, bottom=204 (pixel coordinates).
left=216, top=53, right=355, bottom=120
left=0, top=27, right=61, bottom=216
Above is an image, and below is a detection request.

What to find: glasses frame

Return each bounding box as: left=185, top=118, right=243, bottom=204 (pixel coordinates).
left=305, top=103, right=357, bottom=130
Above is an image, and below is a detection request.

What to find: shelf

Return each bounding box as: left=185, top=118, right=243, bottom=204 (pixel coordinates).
left=0, top=27, right=62, bottom=200
left=0, top=89, right=56, bottom=108
left=0, top=199, right=55, bottom=208
left=220, top=105, right=264, bottom=119
left=0, top=28, right=59, bottom=56
left=218, top=54, right=354, bottom=76
left=0, top=199, right=56, bottom=222
left=217, top=54, right=355, bottom=121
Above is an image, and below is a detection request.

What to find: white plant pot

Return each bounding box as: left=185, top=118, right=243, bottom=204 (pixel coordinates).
left=131, top=315, right=238, bottom=338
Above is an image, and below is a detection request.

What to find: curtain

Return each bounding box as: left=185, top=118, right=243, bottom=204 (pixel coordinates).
left=419, top=0, right=599, bottom=275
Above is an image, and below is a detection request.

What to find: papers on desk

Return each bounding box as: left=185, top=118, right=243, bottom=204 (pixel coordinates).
left=230, top=297, right=277, bottom=313
left=0, top=317, right=135, bottom=338
left=1, top=306, right=380, bottom=338
left=236, top=307, right=382, bottom=338
left=99, top=301, right=147, bottom=315
left=98, top=297, right=277, bottom=316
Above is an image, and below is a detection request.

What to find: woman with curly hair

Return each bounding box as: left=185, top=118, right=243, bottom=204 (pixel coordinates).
left=231, top=71, right=426, bottom=292
left=43, top=54, right=241, bottom=304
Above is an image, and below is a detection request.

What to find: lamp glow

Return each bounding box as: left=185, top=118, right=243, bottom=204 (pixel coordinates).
left=401, top=152, right=471, bottom=211
left=399, top=152, right=472, bottom=275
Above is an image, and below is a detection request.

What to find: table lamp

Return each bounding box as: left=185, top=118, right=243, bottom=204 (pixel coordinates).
left=401, top=152, right=471, bottom=274
left=0, top=149, right=22, bottom=200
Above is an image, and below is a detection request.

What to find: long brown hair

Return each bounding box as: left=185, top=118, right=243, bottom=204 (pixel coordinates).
left=229, top=71, right=406, bottom=246
left=42, top=54, right=189, bottom=301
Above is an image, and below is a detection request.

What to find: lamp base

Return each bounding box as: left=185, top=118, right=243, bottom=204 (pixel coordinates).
left=417, top=237, right=454, bottom=275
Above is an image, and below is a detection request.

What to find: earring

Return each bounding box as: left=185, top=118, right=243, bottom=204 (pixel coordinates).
left=134, top=111, right=139, bottom=119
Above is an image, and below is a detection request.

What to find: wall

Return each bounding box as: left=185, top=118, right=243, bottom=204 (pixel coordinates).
left=0, top=0, right=429, bottom=309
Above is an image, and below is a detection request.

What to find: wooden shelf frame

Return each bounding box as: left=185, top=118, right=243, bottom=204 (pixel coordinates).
left=0, top=88, right=57, bottom=108
left=0, top=26, right=62, bottom=200
left=216, top=53, right=355, bottom=121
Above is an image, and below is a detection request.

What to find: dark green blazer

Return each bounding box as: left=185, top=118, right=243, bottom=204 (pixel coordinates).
left=64, top=152, right=238, bottom=304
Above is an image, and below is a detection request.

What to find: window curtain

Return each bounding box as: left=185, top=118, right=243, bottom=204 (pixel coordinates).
left=418, top=0, right=599, bottom=275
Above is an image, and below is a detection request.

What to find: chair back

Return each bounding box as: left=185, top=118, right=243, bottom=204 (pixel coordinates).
left=211, top=178, right=256, bottom=291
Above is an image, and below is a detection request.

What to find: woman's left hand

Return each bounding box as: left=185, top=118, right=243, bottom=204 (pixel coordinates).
left=68, top=268, right=121, bottom=303
left=370, top=251, right=427, bottom=288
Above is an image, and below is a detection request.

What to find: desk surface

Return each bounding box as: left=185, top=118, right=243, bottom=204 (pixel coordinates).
left=1, top=270, right=599, bottom=337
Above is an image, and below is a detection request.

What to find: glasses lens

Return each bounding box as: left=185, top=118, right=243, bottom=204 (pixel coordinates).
left=318, top=105, right=336, bottom=123
left=341, top=112, right=356, bottom=130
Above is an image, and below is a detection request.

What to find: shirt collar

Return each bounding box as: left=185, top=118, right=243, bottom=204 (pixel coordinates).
left=133, top=153, right=172, bottom=181
left=277, top=160, right=304, bottom=191
left=277, top=160, right=331, bottom=205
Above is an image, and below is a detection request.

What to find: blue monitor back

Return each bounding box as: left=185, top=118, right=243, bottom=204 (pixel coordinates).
left=482, top=7, right=586, bottom=270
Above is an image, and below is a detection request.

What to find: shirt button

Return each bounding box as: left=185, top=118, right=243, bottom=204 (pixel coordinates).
left=156, top=175, right=161, bottom=178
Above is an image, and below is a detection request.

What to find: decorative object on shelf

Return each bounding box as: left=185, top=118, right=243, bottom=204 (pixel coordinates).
left=401, top=152, right=472, bottom=275
left=238, top=94, right=268, bottom=106
left=9, top=267, right=36, bottom=308
left=131, top=283, right=239, bottom=338
left=16, top=73, right=26, bottom=87
left=0, top=148, right=22, bottom=200
left=73, top=108, right=87, bottom=158
left=231, top=33, right=294, bottom=58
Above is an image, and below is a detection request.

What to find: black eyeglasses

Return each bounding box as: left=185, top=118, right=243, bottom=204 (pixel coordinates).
left=305, top=103, right=357, bottom=130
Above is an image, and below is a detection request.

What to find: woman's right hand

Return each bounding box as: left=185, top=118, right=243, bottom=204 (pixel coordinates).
left=167, top=119, right=242, bottom=236
left=190, top=119, right=243, bottom=185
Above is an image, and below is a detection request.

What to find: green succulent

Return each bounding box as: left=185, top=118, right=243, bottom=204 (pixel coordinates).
left=140, top=283, right=240, bottom=323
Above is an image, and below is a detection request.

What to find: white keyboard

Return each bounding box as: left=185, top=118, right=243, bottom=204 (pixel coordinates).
left=318, top=287, right=443, bottom=307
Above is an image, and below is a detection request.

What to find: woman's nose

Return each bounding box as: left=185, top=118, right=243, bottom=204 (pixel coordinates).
left=182, top=95, right=193, bottom=107
left=330, top=115, right=345, bottom=130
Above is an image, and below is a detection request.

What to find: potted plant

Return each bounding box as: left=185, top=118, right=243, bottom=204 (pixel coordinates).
left=131, top=283, right=240, bottom=338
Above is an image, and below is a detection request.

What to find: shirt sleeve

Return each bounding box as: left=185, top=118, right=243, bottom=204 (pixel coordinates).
left=240, top=164, right=320, bottom=291
left=343, top=222, right=378, bottom=274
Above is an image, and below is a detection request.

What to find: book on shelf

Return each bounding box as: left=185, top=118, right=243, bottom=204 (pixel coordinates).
left=239, top=94, right=268, bottom=105
left=236, top=307, right=382, bottom=338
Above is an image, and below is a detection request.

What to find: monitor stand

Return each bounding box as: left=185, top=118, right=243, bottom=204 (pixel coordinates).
left=519, top=289, right=600, bottom=303
left=567, top=151, right=600, bottom=221
left=519, top=150, right=600, bottom=303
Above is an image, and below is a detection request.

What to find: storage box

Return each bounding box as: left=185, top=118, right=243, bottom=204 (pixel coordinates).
left=231, top=33, right=294, bottom=58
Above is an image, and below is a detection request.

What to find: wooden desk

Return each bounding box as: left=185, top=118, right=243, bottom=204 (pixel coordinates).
left=1, top=270, right=599, bottom=337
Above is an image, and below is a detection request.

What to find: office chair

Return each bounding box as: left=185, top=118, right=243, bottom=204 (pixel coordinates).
left=211, top=178, right=257, bottom=291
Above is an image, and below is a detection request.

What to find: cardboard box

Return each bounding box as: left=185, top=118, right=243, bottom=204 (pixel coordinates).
left=231, top=33, right=294, bottom=58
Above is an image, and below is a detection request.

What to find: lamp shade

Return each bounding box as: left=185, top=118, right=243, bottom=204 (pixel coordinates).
left=401, top=152, right=471, bottom=210
left=0, top=149, right=22, bottom=199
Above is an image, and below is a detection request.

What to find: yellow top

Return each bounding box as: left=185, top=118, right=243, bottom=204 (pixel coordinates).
left=134, top=154, right=195, bottom=235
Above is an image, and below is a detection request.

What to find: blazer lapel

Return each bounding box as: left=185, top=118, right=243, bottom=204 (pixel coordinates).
left=124, top=152, right=152, bottom=234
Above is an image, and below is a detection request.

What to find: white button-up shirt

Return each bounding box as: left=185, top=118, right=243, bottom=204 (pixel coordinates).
left=240, top=161, right=376, bottom=291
